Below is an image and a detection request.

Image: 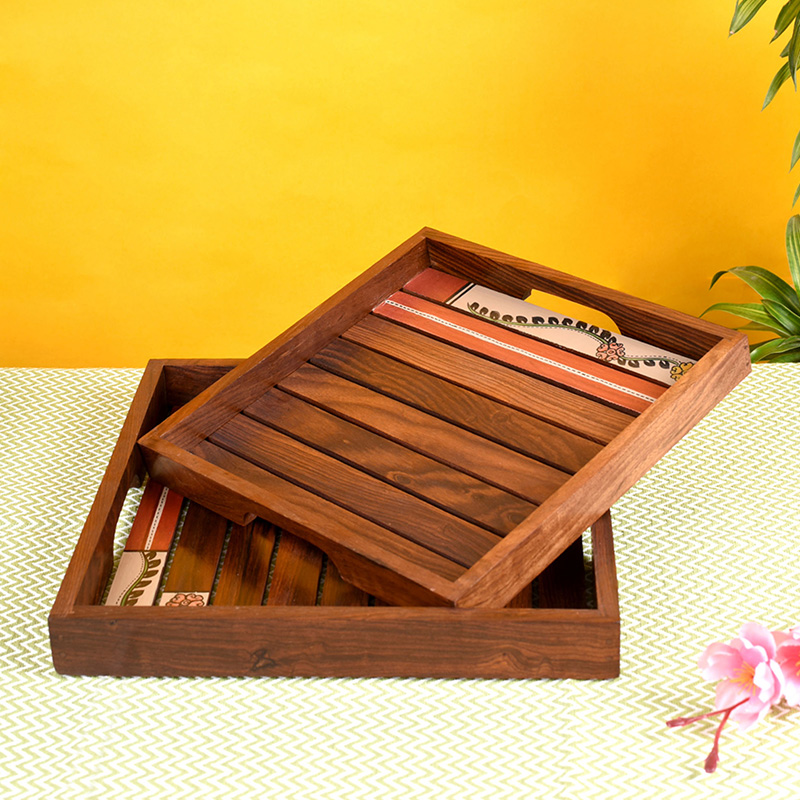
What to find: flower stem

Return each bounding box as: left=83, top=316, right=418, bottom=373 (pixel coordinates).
left=704, top=699, right=748, bottom=773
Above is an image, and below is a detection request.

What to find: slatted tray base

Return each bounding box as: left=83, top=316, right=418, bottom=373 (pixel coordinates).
left=139, top=230, right=750, bottom=608
left=49, top=361, right=620, bottom=679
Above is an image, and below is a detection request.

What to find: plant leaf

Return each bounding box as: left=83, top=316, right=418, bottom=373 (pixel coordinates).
left=738, top=320, right=790, bottom=331
left=790, top=17, right=800, bottom=87
left=786, top=214, right=800, bottom=294
left=731, top=0, right=769, bottom=34
left=749, top=335, right=800, bottom=360
left=762, top=347, right=800, bottom=361
left=709, top=265, right=800, bottom=312
left=701, top=301, right=792, bottom=333
left=774, top=0, right=800, bottom=39
left=792, top=130, right=800, bottom=169
left=795, top=182, right=800, bottom=205
left=764, top=62, right=791, bottom=108
left=764, top=297, right=800, bottom=333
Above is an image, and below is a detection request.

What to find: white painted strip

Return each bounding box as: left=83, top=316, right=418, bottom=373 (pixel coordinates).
left=385, top=299, right=656, bottom=403
left=144, top=485, right=170, bottom=550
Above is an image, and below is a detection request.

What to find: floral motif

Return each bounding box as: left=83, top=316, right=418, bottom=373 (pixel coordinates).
left=670, top=362, right=694, bottom=381
left=164, top=592, right=205, bottom=607
left=595, top=341, right=626, bottom=361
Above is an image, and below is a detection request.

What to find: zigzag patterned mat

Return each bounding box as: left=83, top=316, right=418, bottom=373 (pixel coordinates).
left=1, top=366, right=799, bottom=798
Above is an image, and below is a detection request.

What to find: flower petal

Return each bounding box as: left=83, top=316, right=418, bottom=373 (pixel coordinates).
left=740, top=622, right=777, bottom=658
left=699, top=643, right=744, bottom=680
left=715, top=679, right=750, bottom=710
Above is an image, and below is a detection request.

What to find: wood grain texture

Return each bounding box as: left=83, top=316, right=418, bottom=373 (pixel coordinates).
left=591, top=511, right=619, bottom=618
left=320, top=560, right=370, bottom=607
left=245, top=389, right=535, bottom=535
left=279, top=364, right=570, bottom=504
left=266, top=532, right=323, bottom=606
left=453, top=336, right=750, bottom=607
left=213, top=518, right=276, bottom=606
left=51, top=605, right=620, bottom=679
left=209, top=414, right=501, bottom=567
left=162, top=502, right=228, bottom=595
left=343, top=314, right=632, bottom=444
left=192, top=440, right=466, bottom=604
left=312, top=338, right=601, bottom=473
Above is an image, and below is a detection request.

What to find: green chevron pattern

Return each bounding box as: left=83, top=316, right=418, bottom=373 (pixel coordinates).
left=1, top=366, right=799, bottom=798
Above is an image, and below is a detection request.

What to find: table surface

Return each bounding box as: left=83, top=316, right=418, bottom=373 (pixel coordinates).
left=1, top=365, right=798, bottom=800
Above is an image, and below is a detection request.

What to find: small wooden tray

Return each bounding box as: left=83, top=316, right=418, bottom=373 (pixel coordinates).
left=138, top=229, right=750, bottom=608
left=49, top=360, right=620, bottom=680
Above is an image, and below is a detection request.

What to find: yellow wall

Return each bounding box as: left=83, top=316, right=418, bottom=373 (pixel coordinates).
left=2, top=1, right=798, bottom=366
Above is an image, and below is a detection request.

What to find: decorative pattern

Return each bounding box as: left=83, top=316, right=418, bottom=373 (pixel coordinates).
left=402, top=269, right=695, bottom=385
left=1, top=366, right=799, bottom=798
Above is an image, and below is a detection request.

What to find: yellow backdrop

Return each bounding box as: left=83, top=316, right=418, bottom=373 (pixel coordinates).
left=2, top=1, right=798, bottom=366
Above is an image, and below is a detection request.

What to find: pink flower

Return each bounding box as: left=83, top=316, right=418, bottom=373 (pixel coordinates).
left=775, top=627, right=800, bottom=707
left=668, top=622, right=784, bottom=773
left=699, top=622, right=784, bottom=730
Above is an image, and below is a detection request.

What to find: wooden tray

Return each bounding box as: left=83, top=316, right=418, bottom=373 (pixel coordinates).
left=138, top=229, right=750, bottom=608
left=49, top=360, right=620, bottom=680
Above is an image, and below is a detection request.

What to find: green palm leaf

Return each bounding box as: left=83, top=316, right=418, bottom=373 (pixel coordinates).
left=774, top=0, right=800, bottom=39
left=786, top=214, right=800, bottom=293
left=762, top=348, right=800, bottom=361
left=764, top=62, right=791, bottom=108
left=738, top=320, right=788, bottom=331
left=792, top=129, right=800, bottom=169
left=790, top=17, right=800, bottom=86
left=709, top=265, right=800, bottom=312
left=749, top=335, right=800, bottom=360
left=764, top=297, right=800, bottom=333
left=731, top=0, right=769, bottom=34
left=701, top=301, right=792, bottom=334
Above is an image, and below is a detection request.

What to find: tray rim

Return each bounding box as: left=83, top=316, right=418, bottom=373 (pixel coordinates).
left=136, top=230, right=751, bottom=608
left=49, top=359, right=621, bottom=680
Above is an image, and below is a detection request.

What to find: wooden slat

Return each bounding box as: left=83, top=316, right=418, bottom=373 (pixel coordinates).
left=266, top=533, right=323, bottom=606
left=320, top=560, right=370, bottom=606
left=453, top=336, right=750, bottom=608
left=374, top=291, right=662, bottom=413
left=537, top=538, right=586, bottom=609
left=213, top=519, right=276, bottom=606
left=312, top=339, right=601, bottom=473
left=209, top=415, right=501, bottom=567
left=193, top=439, right=467, bottom=592
left=279, top=363, right=570, bottom=504
left=245, top=390, right=535, bottom=535
left=343, top=315, right=631, bottom=444
left=160, top=503, right=228, bottom=606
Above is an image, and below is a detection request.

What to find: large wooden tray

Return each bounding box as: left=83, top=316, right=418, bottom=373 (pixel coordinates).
left=138, top=229, right=750, bottom=608
left=49, top=360, right=620, bottom=680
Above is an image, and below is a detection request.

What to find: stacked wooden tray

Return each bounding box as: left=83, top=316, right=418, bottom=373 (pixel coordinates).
left=49, top=359, right=620, bottom=679
left=49, top=228, right=750, bottom=678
